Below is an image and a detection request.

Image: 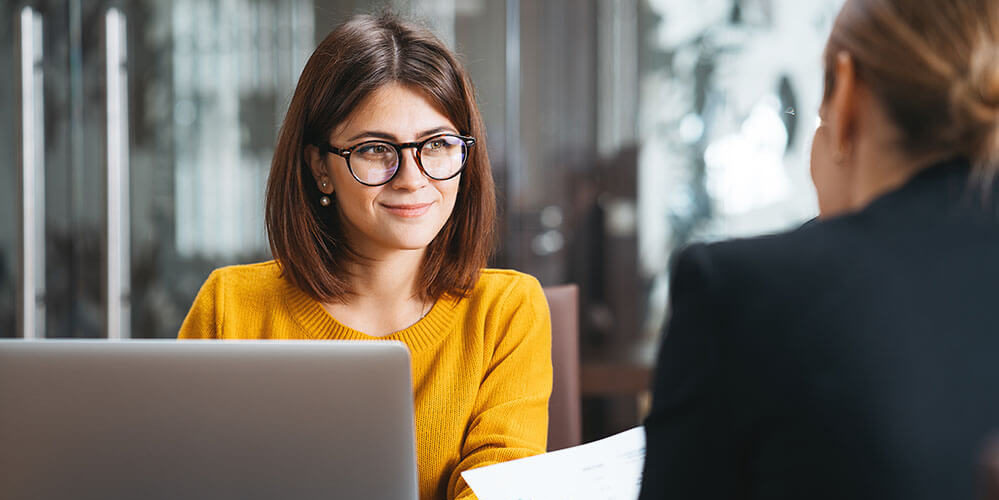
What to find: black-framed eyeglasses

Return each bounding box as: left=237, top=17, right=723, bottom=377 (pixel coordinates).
left=317, top=133, right=476, bottom=187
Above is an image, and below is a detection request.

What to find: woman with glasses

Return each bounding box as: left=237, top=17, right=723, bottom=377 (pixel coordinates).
left=178, top=13, right=551, bottom=500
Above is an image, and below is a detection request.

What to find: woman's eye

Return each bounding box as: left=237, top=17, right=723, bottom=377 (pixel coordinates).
left=359, top=144, right=390, bottom=155
left=429, top=140, right=445, bottom=150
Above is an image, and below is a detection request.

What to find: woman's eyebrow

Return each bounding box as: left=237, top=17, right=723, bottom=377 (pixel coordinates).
left=414, top=127, right=456, bottom=138
left=345, top=126, right=457, bottom=143
left=346, top=131, right=395, bottom=142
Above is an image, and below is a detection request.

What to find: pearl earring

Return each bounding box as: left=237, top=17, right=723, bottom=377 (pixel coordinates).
left=319, top=177, right=332, bottom=206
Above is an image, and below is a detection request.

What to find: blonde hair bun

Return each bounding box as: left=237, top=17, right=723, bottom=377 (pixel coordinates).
left=953, top=40, right=999, bottom=168
left=825, top=0, right=999, bottom=174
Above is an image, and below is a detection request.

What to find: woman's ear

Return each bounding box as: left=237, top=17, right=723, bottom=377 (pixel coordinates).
left=828, top=51, right=859, bottom=163
left=304, top=144, right=329, bottom=190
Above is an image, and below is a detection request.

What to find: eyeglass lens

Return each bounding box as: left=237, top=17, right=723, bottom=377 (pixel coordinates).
left=350, top=135, right=468, bottom=185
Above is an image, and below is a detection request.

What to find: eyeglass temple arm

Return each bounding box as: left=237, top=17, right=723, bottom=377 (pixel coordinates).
left=317, top=142, right=350, bottom=158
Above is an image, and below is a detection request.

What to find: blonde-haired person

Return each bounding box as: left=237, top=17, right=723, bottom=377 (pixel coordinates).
left=640, top=0, right=999, bottom=499
left=178, top=13, right=551, bottom=500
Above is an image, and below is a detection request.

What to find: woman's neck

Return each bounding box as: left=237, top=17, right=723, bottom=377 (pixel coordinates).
left=321, top=248, right=431, bottom=337
left=350, top=249, right=424, bottom=303
left=851, top=141, right=951, bottom=212
left=845, top=95, right=952, bottom=213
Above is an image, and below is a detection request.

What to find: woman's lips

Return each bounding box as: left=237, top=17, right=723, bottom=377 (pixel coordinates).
left=381, top=202, right=433, bottom=218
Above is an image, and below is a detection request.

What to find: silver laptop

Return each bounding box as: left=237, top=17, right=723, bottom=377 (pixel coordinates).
left=0, top=339, right=419, bottom=500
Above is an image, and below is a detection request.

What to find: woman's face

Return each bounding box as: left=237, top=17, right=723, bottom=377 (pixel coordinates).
left=314, top=83, right=462, bottom=257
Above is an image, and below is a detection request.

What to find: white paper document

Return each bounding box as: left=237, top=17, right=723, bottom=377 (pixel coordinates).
left=461, top=426, right=646, bottom=500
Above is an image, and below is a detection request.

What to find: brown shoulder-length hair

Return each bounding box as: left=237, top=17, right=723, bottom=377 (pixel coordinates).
left=265, top=12, right=496, bottom=303
left=823, top=0, right=999, bottom=175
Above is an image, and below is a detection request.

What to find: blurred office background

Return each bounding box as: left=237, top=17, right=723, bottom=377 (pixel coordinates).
left=1, top=0, right=841, bottom=438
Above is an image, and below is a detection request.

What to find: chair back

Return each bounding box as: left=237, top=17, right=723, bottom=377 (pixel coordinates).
left=985, top=434, right=999, bottom=500
left=543, top=284, right=582, bottom=451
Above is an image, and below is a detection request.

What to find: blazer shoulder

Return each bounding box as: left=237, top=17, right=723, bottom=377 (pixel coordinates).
left=675, top=218, right=861, bottom=297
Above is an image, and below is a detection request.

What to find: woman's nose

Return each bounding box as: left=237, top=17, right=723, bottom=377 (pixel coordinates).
left=390, top=148, right=428, bottom=190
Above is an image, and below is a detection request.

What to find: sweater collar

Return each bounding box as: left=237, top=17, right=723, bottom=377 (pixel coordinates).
left=283, top=280, right=459, bottom=353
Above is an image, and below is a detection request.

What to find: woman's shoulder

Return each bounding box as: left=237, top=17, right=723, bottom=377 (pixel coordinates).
left=209, top=259, right=282, bottom=280
left=180, top=261, right=288, bottom=339
left=459, top=269, right=549, bottom=337
left=475, top=268, right=543, bottom=292
left=469, top=268, right=546, bottom=308
left=203, top=260, right=286, bottom=294
left=668, top=219, right=863, bottom=320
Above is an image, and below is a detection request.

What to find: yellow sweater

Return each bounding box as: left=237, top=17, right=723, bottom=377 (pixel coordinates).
left=177, top=261, right=552, bottom=500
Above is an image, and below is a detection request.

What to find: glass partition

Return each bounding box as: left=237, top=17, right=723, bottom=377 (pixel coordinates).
left=637, top=0, right=844, bottom=338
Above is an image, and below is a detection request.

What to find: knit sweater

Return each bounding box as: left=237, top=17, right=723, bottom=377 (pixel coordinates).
left=177, top=261, right=552, bottom=500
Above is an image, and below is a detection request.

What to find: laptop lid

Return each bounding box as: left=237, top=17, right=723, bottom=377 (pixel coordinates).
left=0, top=339, right=419, bottom=500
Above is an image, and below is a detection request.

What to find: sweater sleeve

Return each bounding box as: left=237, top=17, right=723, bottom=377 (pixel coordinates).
left=177, top=270, right=223, bottom=339
left=448, top=275, right=554, bottom=500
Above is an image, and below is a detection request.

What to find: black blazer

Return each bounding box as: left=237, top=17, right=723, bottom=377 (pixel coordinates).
left=639, top=159, right=999, bottom=500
